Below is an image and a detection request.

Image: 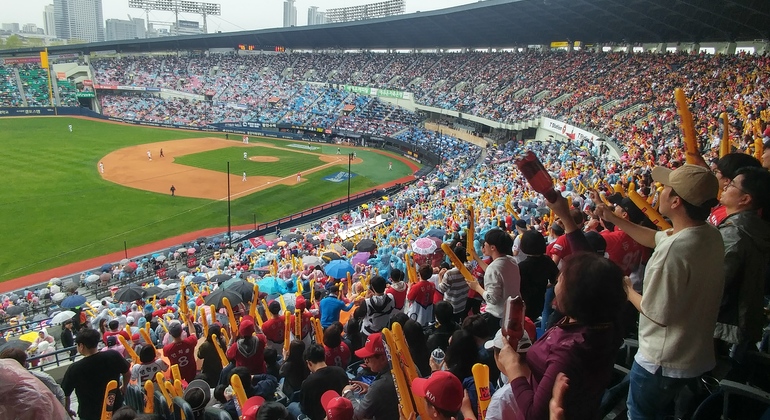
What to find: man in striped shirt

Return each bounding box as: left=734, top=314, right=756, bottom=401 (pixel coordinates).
left=437, top=245, right=470, bottom=323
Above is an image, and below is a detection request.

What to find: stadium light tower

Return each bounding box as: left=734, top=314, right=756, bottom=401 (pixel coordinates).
left=129, top=0, right=221, bottom=35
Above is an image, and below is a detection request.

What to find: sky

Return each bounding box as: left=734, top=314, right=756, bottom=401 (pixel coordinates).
left=4, top=0, right=480, bottom=33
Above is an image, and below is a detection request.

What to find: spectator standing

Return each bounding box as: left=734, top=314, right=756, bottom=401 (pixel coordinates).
left=60, top=320, right=77, bottom=361
left=437, top=245, right=470, bottom=322
left=596, top=164, right=724, bottom=419
left=360, top=275, right=395, bottom=336
left=0, top=348, right=66, bottom=407
left=517, top=230, right=559, bottom=322
left=468, top=229, right=520, bottom=333
left=320, top=285, right=358, bottom=328
left=0, top=358, right=70, bottom=420
left=261, top=301, right=286, bottom=355
left=226, top=316, right=268, bottom=375
left=197, top=324, right=227, bottom=387
left=385, top=268, right=408, bottom=312
left=713, top=167, right=770, bottom=378
left=407, top=264, right=437, bottom=326
left=163, top=319, right=199, bottom=383
left=62, top=328, right=131, bottom=420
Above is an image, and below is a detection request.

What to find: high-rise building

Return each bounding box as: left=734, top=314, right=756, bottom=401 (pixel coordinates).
left=326, top=0, right=405, bottom=23
left=54, top=0, right=104, bottom=43
left=44, top=4, right=56, bottom=36
left=283, top=0, right=297, bottom=27
left=1, top=23, right=20, bottom=33
left=307, top=6, right=326, bottom=26
left=22, top=24, right=39, bottom=34
left=106, top=18, right=146, bottom=41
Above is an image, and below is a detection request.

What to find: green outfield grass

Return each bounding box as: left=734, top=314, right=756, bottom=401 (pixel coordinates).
left=0, top=117, right=414, bottom=282
left=176, top=146, right=326, bottom=177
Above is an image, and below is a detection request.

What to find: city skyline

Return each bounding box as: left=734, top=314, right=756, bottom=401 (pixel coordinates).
left=3, top=0, right=476, bottom=34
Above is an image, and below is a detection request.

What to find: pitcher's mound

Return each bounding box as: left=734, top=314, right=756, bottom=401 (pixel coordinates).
left=249, top=156, right=279, bottom=162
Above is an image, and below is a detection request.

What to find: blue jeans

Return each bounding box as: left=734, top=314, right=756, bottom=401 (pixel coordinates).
left=627, top=361, right=695, bottom=420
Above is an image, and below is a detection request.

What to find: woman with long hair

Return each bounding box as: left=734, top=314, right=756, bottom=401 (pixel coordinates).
left=279, top=340, right=309, bottom=397
left=196, top=323, right=227, bottom=387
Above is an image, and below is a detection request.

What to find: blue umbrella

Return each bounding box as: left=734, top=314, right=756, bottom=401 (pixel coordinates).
left=324, top=260, right=355, bottom=279
left=101, top=263, right=113, bottom=272
left=191, top=275, right=207, bottom=284
left=61, top=295, right=87, bottom=309
left=424, top=228, right=446, bottom=239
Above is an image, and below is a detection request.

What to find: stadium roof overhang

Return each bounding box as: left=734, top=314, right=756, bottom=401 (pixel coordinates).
left=3, top=0, right=769, bottom=56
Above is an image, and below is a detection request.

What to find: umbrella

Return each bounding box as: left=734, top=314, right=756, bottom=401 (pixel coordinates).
left=61, top=294, right=87, bottom=308
left=113, top=285, right=145, bottom=303
left=204, top=288, right=243, bottom=309
left=196, top=236, right=207, bottom=243
left=0, top=340, right=31, bottom=353
left=340, top=241, right=354, bottom=251
left=143, top=286, right=163, bottom=297
left=5, top=306, right=25, bottom=316
left=187, top=248, right=196, bottom=255
left=85, top=274, right=99, bottom=283
left=282, top=233, right=303, bottom=242
left=51, top=310, right=76, bottom=324
left=166, top=269, right=179, bottom=279
left=51, top=292, right=66, bottom=303
left=101, top=263, right=113, bottom=272
left=351, top=252, right=371, bottom=266
left=424, top=228, right=446, bottom=239
left=302, top=255, right=322, bottom=266
left=155, top=255, right=167, bottom=262
left=32, top=314, right=47, bottom=322
left=356, top=239, right=377, bottom=252
left=224, top=279, right=256, bottom=302
left=412, top=237, right=438, bottom=255
left=324, top=260, right=355, bottom=279
left=49, top=277, right=62, bottom=285
left=177, top=248, right=188, bottom=253
left=157, top=289, right=178, bottom=299
left=19, top=331, right=39, bottom=343
left=211, top=274, right=232, bottom=284
left=120, top=258, right=130, bottom=265
left=276, top=241, right=287, bottom=247
left=190, top=276, right=207, bottom=284
left=99, top=272, right=112, bottom=283
left=322, top=251, right=341, bottom=263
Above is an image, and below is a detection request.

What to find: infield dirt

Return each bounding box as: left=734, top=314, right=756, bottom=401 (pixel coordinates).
left=100, top=137, right=363, bottom=200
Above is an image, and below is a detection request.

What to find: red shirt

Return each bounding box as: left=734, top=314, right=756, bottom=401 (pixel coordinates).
left=153, top=306, right=176, bottom=318
left=163, top=334, right=199, bottom=383
left=324, top=342, right=351, bottom=368
left=407, top=280, right=436, bottom=307
left=290, top=312, right=313, bottom=339
left=261, top=316, right=285, bottom=344
left=601, top=229, right=648, bottom=276
left=103, top=330, right=131, bottom=345
left=546, top=235, right=571, bottom=260
left=226, top=334, right=267, bottom=375
left=385, top=285, right=407, bottom=310
left=708, top=205, right=728, bottom=227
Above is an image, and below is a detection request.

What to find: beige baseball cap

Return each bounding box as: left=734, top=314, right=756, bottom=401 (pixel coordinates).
left=651, top=164, right=719, bottom=206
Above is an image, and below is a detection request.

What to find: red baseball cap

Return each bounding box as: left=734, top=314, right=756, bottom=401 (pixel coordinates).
left=295, top=295, right=306, bottom=311
left=321, top=390, right=353, bottom=420
left=411, top=371, right=463, bottom=412
left=241, top=396, right=265, bottom=420
left=354, top=332, right=385, bottom=359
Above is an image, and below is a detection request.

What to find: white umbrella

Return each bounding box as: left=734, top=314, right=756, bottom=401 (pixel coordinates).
left=120, top=258, right=130, bottom=265
left=156, top=255, right=167, bottom=262
left=412, top=237, right=438, bottom=255
left=49, top=285, right=61, bottom=295
left=51, top=292, right=66, bottom=303
left=177, top=248, right=188, bottom=253
left=49, top=277, right=62, bottom=285
left=51, top=310, right=76, bottom=324
left=85, top=274, right=99, bottom=283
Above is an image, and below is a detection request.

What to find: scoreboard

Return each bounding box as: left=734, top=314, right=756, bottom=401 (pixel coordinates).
left=237, top=44, right=286, bottom=52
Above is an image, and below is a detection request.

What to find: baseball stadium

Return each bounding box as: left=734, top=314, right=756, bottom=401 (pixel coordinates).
left=1, top=0, right=770, bottom=419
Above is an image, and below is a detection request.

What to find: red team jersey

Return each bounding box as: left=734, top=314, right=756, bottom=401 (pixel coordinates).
left=407, top=280, right=436, bottom=307
left=707, top=205, right=728, bottom=227
left=261, top=316, right=286, bottom=344
left=601, top=229, right=649, bottom=275
left=290, top=312, right=313, bottom=339
left=324, top=342, right=351, bottom=368
left=162, top=334, right=199, bottom=383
